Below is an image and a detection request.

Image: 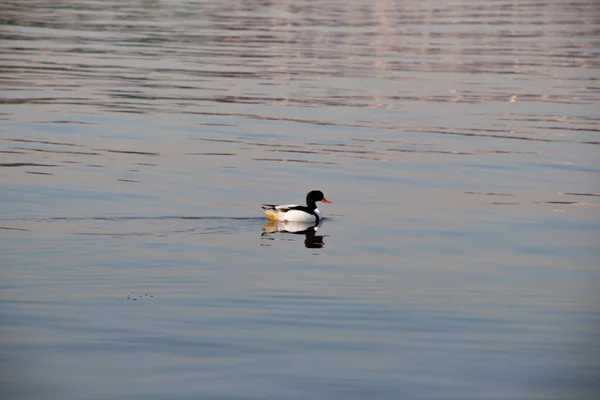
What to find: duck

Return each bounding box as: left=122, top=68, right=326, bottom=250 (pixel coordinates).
left=261, top=190, right=331, bottom=223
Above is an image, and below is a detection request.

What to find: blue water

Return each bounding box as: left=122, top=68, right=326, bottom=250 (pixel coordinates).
left=1, top=1, right=599, bottom=399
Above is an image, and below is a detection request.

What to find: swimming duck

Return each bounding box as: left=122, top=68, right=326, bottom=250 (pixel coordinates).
left=261, top=190, right=331, bottom=223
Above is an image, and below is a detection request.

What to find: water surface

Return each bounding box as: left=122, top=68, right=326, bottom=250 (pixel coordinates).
left=1, top=1, right=599, bottom=399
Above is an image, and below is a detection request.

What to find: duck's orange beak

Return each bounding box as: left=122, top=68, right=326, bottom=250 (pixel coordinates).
left=322, top=198, right=332, bottom=204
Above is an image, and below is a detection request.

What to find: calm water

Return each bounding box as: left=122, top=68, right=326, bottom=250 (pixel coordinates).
left=1, top=0, right=599, bottom=399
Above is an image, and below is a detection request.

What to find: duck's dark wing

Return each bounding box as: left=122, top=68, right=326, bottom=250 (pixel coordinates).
left=262, top=204, right=299, bottom=213
left=288, top=205, right=311, bottom=213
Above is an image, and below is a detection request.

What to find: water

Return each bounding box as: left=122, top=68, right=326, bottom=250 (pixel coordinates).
left=1, top=1, right=599, bottom=399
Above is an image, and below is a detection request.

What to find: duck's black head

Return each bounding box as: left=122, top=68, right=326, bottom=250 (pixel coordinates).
left=306, top=190, right=332, bottom=207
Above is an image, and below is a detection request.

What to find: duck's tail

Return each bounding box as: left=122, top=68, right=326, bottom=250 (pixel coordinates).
left=261, top=205, right=280, bottom=221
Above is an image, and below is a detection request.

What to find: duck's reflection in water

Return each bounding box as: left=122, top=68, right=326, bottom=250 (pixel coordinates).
left=261, top=221, right=327, bottom=248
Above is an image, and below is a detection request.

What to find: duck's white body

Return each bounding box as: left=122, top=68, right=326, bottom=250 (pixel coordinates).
left=263, top=205, right=321, bottom=223
left=261, top=190, right=331, bottom=223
